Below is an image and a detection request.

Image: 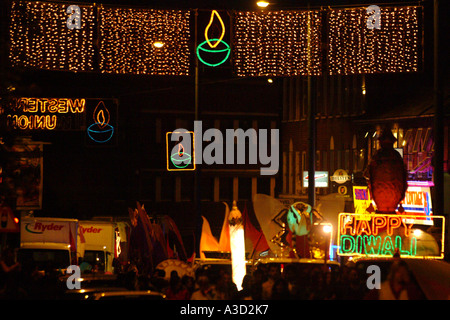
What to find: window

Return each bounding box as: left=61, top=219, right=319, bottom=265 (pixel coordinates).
left=219, top=177, right=233, bottom=201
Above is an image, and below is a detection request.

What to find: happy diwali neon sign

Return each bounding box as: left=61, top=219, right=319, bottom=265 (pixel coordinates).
left=337, top=213, right=446, bottom=259
left=196, top=10, right=230, bottom=67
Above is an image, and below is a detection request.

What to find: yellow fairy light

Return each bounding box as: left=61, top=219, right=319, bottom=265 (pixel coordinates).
left=9, top=0, right=95, bottom=72
left=98, top=6, right=191, bottom=76
left=233, top=10, right=322, bottom=77
left=327, top=6, right=421, bottom=75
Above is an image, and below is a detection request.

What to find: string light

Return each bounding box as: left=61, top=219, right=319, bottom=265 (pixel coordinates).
left=9, top=0, right=95, bottom=72
left=233, top=10, right=322, bottom=77
left=98, top=6, right=191, bottom=75
left=327, top=6, right=421, bottom=75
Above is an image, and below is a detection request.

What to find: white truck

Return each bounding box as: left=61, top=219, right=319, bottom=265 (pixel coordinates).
left=78, top=220, right=120, bottom=273
left=18, top=217, right=79, bottom=273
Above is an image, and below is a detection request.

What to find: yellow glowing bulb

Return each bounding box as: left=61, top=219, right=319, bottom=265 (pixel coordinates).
left=153, top=41, right=164, bottom=48
left=257, top=1, right=270, bottom=8
left=323, top=225, right=332, bottom=234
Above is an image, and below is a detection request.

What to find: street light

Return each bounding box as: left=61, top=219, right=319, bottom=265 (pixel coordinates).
left=256, top=1, right=270, bottom=8
left=153, top=41, right=164, bottom=48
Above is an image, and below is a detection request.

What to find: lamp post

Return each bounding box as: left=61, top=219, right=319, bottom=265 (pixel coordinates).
left=228, top=201, right=246, bottom=291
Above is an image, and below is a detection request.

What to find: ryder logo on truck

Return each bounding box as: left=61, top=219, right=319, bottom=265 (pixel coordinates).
left=25, top=222, right=65, bottom=234
left=79, top=226, right=103, bottom=234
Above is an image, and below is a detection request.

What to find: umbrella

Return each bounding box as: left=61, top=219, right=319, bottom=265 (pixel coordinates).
left=156, top=259, right=195, bottom=280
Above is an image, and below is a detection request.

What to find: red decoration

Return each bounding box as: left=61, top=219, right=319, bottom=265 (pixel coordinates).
left=365, top=128, right=407, bottom=214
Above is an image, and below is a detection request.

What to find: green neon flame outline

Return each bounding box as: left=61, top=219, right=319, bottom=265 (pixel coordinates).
left=196, top=38, right=231, bottom=67
left=170, top=152, right=192, bottom=169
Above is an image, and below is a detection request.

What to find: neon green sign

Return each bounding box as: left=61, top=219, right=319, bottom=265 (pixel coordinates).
left=196, top=38, right=230, bottom=67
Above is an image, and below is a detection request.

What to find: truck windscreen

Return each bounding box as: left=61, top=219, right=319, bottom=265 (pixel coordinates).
left=18, top=249, right=70, bottom=270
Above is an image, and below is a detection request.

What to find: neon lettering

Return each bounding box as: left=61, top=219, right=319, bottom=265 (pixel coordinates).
left=386, top=217, right=401, bottom=236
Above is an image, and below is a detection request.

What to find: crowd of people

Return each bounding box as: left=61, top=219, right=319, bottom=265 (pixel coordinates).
left=1, top=245, right=425, bottom=300
left=116, top=258, right=424, bottom=300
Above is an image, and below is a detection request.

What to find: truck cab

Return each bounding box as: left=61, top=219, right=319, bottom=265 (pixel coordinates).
left=78, top=221, right=120, bottom=273
left=18, top=217, right=79, bottom=274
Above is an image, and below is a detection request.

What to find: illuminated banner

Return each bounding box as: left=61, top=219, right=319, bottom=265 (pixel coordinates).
left=398, top=184, right=433, bottom=225
left=353, top=186, right=373, bottom=215
left=337, top=213, right=445, bottom=259
left=303, top=171, right=328, bottom=188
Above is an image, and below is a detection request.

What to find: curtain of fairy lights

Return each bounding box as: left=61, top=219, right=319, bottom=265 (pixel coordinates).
left=233, top=10, right=322, bottom=77
left=9, top=1, right=96, bottom=72
left=98, top=6, right=191, bottom=75
left=327, top=6, right=422, bottom=75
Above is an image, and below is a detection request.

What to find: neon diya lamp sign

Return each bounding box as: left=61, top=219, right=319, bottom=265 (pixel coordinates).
left=196, top=10, right=231, bottom=67
left=338, top=213, right=422, bottom=257
left=87, top=101, right=114, bottom=143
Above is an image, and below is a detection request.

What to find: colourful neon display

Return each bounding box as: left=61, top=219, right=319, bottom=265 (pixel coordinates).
left=196, top=39, right=231, bottom=67
left=6, top=98, right=85, bottom=130
left=205, top=10, right=225, bottom=49
left=166, top=131, right=196, bottom=171
left=398, top=184, right=433, bottom=225
left=337, top=213, right=446, bottom=259
left=196, top=10, right=230, bottom=67
left=353, top=186, right=375, bottom=219
left=87, top=101, right=114, bottom=143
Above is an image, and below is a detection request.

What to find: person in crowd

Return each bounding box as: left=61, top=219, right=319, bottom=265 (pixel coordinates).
left=181, top=275, right=195, bottom=298
left=0, top=248, right=26, bottom=299
left=270, top=278, right=291, bottom=300
left=215, top=269, right=238, bottom=300
left=191, top=275, right=215, bottom=300
left=166, top=272, right=190, bottom=300
left=339, top=267, right=366, bottom=300
left=365, top=260, right=424, bottom=300
left=149, top=268, right=169, bottom=292
left=283, top=264, right=303, bottom=299
left=322, top=270, right=338, bottom=300
left=261, top=264, right=281, bottom=300
left=249, top=268, right=264, bottom=300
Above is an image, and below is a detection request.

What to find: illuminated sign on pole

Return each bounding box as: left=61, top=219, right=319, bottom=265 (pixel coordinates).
left=166, top=130, right=196, bottom=171
left=337, top=213, right=445, bottom=259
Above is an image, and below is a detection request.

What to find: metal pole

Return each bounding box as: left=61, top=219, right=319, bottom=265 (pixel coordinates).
left=306, top=7, right=316, bottom=208
left=194, top=9, right=202, bottom=258
left=433, top=0, right=445, bottom=255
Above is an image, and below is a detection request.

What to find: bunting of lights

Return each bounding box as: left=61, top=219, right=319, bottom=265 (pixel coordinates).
left=233, top=10, right=322, bottom=77
left=9, top=1, right=95, bottom=72
left=98, top=6, right=191, bottom=75
left=327, top=6, right=422, bottom=75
